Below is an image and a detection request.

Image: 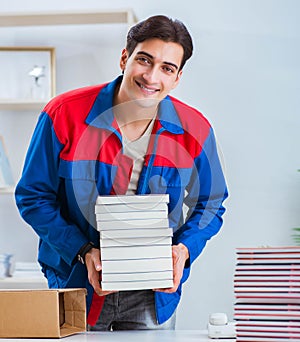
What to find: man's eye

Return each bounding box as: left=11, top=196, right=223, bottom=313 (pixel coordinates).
left=137, top=57, right=150, bottom=64
left=163, top=66, right=174, bottom=73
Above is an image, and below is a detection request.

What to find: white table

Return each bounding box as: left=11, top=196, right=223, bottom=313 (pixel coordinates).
left=0, top=276, right=47, bottom=289
left=0, top=330, right=236, bottom=341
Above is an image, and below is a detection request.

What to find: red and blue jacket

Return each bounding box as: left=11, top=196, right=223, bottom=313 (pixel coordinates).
left=15, top=76, right=228, bottom=325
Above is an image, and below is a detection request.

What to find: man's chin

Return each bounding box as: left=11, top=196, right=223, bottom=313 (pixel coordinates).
left=134, top=97, right=160, bottom=108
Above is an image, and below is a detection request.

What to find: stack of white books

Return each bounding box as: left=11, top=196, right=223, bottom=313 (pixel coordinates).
left=234, top=247, right=300, bottom=341
left=12, top=262, right=43, bottom=278
left=95, top=194, right=174, bottom=291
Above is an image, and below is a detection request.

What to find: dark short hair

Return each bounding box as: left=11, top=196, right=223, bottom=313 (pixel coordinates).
left=126, top=15, right=193, bottom=71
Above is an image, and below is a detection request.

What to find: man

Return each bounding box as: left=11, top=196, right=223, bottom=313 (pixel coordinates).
left=15, top=15, right=228, bottom=330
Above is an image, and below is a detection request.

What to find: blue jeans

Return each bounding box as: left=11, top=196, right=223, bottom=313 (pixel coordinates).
left=44, top=268, right=175, bottom=330
left=88, top=290, right=176, bottom=331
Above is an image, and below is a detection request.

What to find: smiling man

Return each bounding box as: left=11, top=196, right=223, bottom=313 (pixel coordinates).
left=15, top=15, right=228, bottom=331
left=118, top=39, right=183, bottom=107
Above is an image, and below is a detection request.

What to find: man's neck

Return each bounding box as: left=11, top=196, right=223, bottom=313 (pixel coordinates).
left=114, top=107, right=156, bottom=141
left=113, top=82, right=158, bottom=141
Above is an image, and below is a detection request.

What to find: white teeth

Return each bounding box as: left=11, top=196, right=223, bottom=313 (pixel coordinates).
left=139, top=83, right=156, bottom=93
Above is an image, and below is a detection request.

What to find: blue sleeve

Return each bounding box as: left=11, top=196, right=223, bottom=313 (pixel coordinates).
left=15, top=112, right=89, bottom=266
left=173, top=128, right=228, bottom=269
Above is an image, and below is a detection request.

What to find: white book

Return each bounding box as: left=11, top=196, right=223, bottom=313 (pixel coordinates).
left=235, top=292, right=300, bottom=299
left=236, top=258, right=300, bottom=264
left=97, top=218, right=169, bottom=230
left=234, top=281, right=300, bottom=287
left=100, top=236, right=172, bottom=248
left=235, top=273, right=300, bottom=278
left=100, top=228, right=173, bottom=239
left=235, top=320, right=300, bottom=327
left=235, top=303, right=300, bottom=309
left=235, top=297, right=300, bottom=304
left=96, top=210, right=167, bottom=221
left=95, top=202, right=168, bottom=213
left=102, top=270, right=173, bottom=282
left=96, top=194, right=169, bottom=205
left=234, top=310, right=300, bottom=319
left=237, top=255, right=300, bottom=261
left=235, top=304, right=300, bottom=310
left=236, top=264, right=300, bottom=271
left=234, top=273, right=300, bottom=278
left=235, top=287, right=300, bottom=293
left=101, top=245, right=172, bottom=261
left=237, top=333, right=300, bottom=340
left=101, top=257, right=173, bottom=273
left=236, top=247, right=300, bottom=254
left=236, top=325, right=300, bottom=333
left=101, top=279, right=173, bottom=291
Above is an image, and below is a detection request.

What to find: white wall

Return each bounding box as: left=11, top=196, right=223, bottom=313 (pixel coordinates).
left=1, top=0, right=300, bottom=330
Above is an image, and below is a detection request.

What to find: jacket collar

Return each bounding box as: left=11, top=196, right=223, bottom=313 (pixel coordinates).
left=85, top=75, right=184, bottom=135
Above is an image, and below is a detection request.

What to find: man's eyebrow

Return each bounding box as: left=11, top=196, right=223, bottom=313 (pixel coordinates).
left=136, top=51, right=179, bottom=70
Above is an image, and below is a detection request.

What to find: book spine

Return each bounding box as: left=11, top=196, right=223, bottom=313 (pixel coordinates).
left=101, top=258, right=173, bottom=273
left=96, top=194, right=169, bottom=205
left=100, top=245, right=172, bottom=261
left=100, top=236, right=172, bottom=248
left=100, top=228, right=173, bottom=239
left=97, top=218, right=170, bottom=230
left=101, top=279, right=173, bottom=291
left=96, top=210, right=168, bottom=221
left=95, top=202, right=168, bottom=213
left=102, top=270, right=174, bottom=282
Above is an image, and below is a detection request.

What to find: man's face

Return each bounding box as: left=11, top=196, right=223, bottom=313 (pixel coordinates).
left=118, top=38, right=184, bottom=108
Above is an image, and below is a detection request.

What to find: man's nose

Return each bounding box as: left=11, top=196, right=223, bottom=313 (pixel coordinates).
left=143, top=66, right=160, bottom=84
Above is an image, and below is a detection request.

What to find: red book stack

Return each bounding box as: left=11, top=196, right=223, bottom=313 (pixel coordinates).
left=234, top=247, right=300, bottom=341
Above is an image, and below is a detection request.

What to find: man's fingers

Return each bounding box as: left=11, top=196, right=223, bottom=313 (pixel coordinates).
left=154, top=244, right=189, bottom=294
left=84, top=248, right=116, bottom=296
left=89, top=273, right=101, bottom=293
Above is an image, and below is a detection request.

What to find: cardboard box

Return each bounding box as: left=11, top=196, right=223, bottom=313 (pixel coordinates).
left=0, top=288, right=87, bottom=338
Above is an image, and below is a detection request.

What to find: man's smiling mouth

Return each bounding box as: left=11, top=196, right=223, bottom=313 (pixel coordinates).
left=136, top=81, right=159, bottom=94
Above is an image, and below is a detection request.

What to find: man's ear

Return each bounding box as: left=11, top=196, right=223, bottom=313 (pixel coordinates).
left=120, top=48, right=128, bottom=72
left=172, top=70, right=183, bottom=89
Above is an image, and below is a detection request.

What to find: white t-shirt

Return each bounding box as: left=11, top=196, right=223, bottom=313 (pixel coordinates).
left=119, top=118, right=155, bottom=195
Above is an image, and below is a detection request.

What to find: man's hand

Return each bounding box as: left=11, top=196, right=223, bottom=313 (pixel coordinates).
left=84, top=248, right=117, bottom=296
left=154, top=243, right=189, bottom=293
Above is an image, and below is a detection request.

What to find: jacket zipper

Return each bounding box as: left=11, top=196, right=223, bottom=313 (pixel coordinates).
left=140, top=127, right=165, bottom=325
left=140, top=127, right=165, bottom=195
